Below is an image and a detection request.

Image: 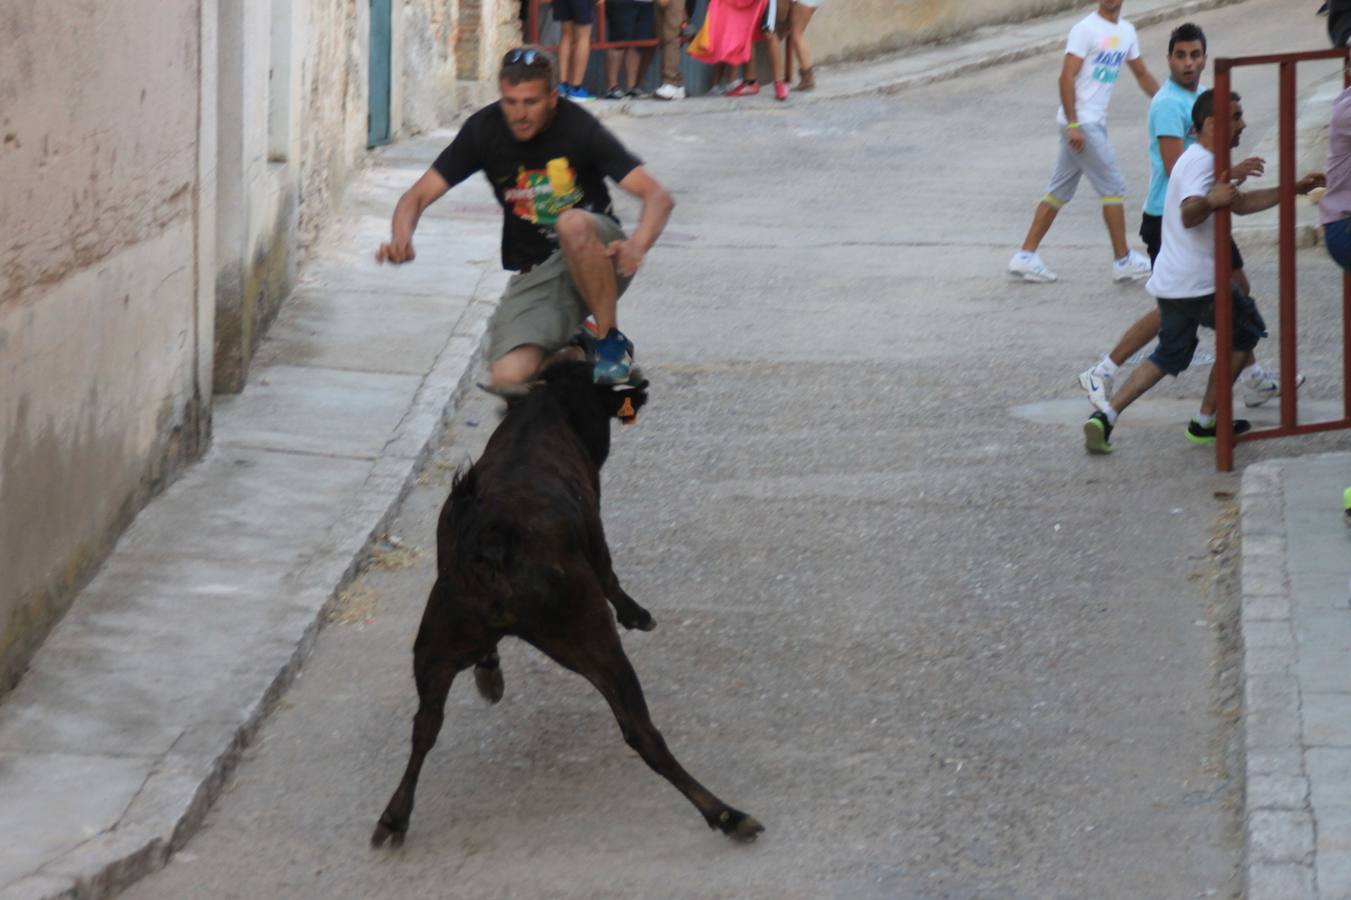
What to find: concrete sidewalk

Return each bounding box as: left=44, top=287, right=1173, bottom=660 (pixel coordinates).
left=0, top=129, right=508, bottom=900
left=1240, top=451, right=1351, bottom=899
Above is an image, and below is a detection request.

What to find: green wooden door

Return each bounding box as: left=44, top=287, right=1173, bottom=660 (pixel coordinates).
left=368, top=0, right=391, bottom=146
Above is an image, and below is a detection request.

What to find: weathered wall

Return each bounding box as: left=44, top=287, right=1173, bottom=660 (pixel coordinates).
left=809, top=0, right=1081, bottom=64
left=0, top=1, right=212, bottom=690
left=400, top=0, right=461, bottom=136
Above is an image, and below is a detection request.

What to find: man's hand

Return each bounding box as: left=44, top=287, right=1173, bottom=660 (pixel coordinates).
left=1295, top=172, right=1327, bottom=195
left=1207, top=180, right=1238, bottom=209
left=1067, top=128, right=1085, bottom=154
left=376, top=233, right=415, bottom=264
left=606, top=239, right=645, bottom=278
left=1231, top=156, right=1266, bottom=185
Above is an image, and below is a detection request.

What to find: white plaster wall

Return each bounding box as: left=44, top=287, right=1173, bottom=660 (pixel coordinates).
left=0, top=1, right=210, bottom=687
left=808, top=0, right=1080, bottom=64
left=399, top=0, right=460, bottom=136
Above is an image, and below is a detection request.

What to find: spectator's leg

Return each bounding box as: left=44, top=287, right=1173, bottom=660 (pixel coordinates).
left=572, top=20, right=593, bottom=90
left=559, top=22, right=577, bottom=86
left=658, top=0, right=684, bottom=87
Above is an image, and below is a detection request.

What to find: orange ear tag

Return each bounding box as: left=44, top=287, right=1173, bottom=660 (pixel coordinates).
left=617, top=397, right=636, bottom=424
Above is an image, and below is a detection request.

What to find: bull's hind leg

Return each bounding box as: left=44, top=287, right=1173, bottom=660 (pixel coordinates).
left=523, top=605, right=763, bottom=842
left=372, top=587, right=494, bottom=848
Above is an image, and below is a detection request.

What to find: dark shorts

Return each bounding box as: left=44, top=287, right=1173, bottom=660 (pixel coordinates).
left=1325, top=216, right=1351, bottom=271
left=1140, top=212, right=1245, bottom=271
left=605, top=0, right=655, bottom=41
left=553, top=0, right=596, bottom=24
left=1148, top=289, right=1268, bottom=376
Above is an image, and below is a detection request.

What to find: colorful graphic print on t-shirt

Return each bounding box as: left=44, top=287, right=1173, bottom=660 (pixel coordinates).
left=1088, top=36, right=1128, bottom=84
left=503, top=157, right=584, bottom=226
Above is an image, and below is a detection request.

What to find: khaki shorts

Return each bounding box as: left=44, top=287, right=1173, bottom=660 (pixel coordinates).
left=487, top=212, right=633, bottom=362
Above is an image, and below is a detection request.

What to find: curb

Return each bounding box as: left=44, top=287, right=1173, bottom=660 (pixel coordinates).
left=1238, top=460, right=1318, bottom=899
left=0, top=275, right=500, bottom=900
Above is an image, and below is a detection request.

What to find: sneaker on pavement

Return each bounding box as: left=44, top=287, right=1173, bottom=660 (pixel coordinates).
left=603, top=85, right=626, bottom=100
left=773, top=80, right=789, bottom=101
left=654, top=82, right=686, bottom=101
left=593, top=328, right=635, bottom=384
left=1112, top=249, right=1152, bottom=283
left=1084, top=411, right=1114, bottom=454
left=726, top=79, right=760, bottom=97
left=1077, top=367, right=1114, bottom=413
left=1008, top=251, right=1057, bottom=283
left=1243, top=372, right=1306, bottom=407
left=1185, top=418, right=1252, bottom=445
left=570, top=86, right=596, bottom=101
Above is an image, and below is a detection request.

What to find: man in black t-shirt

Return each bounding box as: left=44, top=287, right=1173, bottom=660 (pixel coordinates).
left=376, top=48, right=675, bottom=386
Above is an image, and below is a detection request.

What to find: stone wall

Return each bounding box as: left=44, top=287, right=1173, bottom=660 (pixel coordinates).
left=808, top=0, right=1081, bottom=65
left=0, top=0, right=213, bottom=691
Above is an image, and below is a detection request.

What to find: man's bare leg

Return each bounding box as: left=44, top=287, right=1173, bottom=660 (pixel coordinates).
left=1200, top=350, right=1255, bottom=418
left=1106, top=358, right=1167, bottom=422
left=556, top=209, right=619, bottom=335
left=1107, top=308, right=1162, bottom=366
left=491, top=344, right=546, bottom=387
left=571, top=23, right=592, bottom=90
left=1102, top=203, right=1130, bottom=260
left=1020, top=201, right=1060, bottom=253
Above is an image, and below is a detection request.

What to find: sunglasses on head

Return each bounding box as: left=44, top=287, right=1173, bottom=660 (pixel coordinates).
left=503, top=48, right=548, bottom=66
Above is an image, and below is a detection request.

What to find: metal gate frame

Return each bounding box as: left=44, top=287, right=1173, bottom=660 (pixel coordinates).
left=1213, top=48, right=1351, bottom=470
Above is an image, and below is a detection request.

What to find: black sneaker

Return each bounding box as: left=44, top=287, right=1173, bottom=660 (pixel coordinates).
left=603, top=86, right=626, bottom=100
left=1084, top=411, right=1114, bottom=454
left=1185, top=418, right=1252, bottom=445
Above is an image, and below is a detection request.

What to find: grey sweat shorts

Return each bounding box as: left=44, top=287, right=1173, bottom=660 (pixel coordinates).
left=1042, top=121, right=1128, bottom=207
left=487, top=211, right=633, bottom=362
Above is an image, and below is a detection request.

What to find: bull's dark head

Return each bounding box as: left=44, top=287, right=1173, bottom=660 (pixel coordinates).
left=479, top=359, right=649, bottom=468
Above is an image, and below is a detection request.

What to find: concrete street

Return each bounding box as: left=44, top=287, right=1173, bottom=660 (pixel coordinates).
left=81, top=0, right=1351, bottom=896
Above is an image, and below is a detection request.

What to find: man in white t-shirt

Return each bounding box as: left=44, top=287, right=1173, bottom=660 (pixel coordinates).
left=1008, top=0, right=1159, bottom=284
left=1082, top=89, right=1325, bottom=454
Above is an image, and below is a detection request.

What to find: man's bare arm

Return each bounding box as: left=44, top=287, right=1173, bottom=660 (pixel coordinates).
left=606, top=166, right=675, bottom=277
left=1157, top=136, right=1185, bottom=177
left=1231, top=173, right=1326, bottom=215
left=377, top=168, right=452, bottom=264
left=1127, top=57, right=1159, bottom=98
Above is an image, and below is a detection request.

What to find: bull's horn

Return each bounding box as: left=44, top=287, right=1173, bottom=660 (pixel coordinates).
left=476, top=381, right=540, bottom=400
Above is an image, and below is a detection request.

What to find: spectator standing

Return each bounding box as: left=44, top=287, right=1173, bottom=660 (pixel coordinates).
left=788, top=0, right=824, bottom=92
left=604, top=0, right=658, bottom=99
left=555, top=0, right=597, bottom=99
left=655, top=0, right=697, bottom=100
left=1008, top=0, right=1159, bottom=284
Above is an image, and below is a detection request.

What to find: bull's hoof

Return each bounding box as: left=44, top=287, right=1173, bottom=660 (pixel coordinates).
left=715, top=809, right=765, bottom=843
left=617, top=607, right=656, bottom=632
left=474, top=662, right=505, bottom=704
left=371, top=814, right=408, bottom=848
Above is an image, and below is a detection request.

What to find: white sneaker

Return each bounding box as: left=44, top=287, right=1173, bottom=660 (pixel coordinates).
left=1008, top=251, right=1057, bottom=283
left=654, top=83, right=686, bottom=101
left=1112, top=249, right=1152, bottom=283
left=1077, top=367, right=1114, bottom=413
left=1244, top=371, right=1306, bottom=407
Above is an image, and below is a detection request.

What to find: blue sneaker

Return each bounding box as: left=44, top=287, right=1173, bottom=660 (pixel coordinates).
left=593, top=328, right=634, bottom=384
left=570, top=85, right=595, bottom=101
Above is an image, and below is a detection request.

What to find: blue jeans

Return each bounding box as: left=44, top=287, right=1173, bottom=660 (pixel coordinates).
left=1326, top=217, right=1351, bottom=271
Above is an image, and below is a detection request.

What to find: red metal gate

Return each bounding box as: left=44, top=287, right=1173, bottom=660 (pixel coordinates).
left=1213, top=48, right=1351, bottom=470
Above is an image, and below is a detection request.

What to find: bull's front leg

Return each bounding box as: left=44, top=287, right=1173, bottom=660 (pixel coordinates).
left=590, top=522, right=655, bottom=632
